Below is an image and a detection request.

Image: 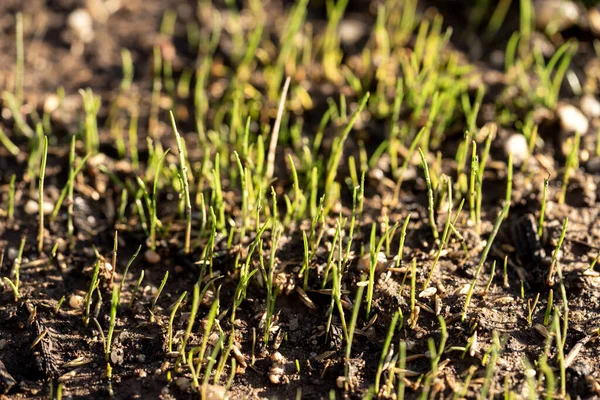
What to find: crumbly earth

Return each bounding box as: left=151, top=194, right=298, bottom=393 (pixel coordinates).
left=1, top=1, right=600, bottom=399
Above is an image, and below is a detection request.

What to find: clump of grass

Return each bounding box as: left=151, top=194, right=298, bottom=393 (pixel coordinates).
left=150, top=150, right=169, bottom=250
left=544, top=289, right=553, bottom=326
left=150, top=271, right=169, bottom=322
left=374, top=311, right=399, bottom=392
left=324, top=93, right=370, bottom=208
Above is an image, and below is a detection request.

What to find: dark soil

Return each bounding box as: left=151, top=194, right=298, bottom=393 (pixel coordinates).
left=1, top=0, right=600, bottom=399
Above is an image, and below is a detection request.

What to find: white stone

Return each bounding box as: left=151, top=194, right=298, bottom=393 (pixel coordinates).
left=504, top=133, right=529, bottom=166
left=44, top=95, right=60, bottom=114
left=557, top=103, right=589, bottom=134
left=24, top=199, right=54, bottom=215
left=68, top=9, right=94, bottom=43
left=580, top=95, right=600, bottom=118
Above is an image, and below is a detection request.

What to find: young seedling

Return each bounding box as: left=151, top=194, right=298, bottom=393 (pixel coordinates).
left=544, top=289, right=553, bottom=326
left=480, top=331, right=500, bottom=398
left=504, top=152, right=513, bottom=217
left=468, top=141, right=478, bottom=224
left=84, top=260, right=101, bottom=327
left=179, top=283, right=200, bottom=362
left=129, top=270, right=145, bottom=308
left=105, top=285, right=119, bottom=378
left=167, top=291, right=187, bottom=362
left=559, top=132, right=580, bottom=205
left=409, top=258, right=418, bottom=329
left=396, top=340, right=407, bottom=399
left=423, top=179, right=464, bottom=290
left=5, top=236, right=26, bottom=301
left=392, top=125, right=426, bottom=203
left=395, top=215, right=411, bottom=267
left=170, top=111, right=192, bottom=254
left=366, top=223, right=391, bottom=319
left=462, top=204, right=509, bottom=321
left=420, top=316, right=448, bottom=398
left=476, top=126, right=495, bottom=233
left=546, top=218, right=568, bottom=285
left=117, top=245, right=142, bottom=301
left=418, top=148, right=438, bottom=241
left=483, top=260, right=496, bottom=295
left=50, top=137, right=91, bottom=223
left=8, top=174, right=16, bottom=221
left=150, top=271, right=169, bottom=322
left=38, top=136, right=48, bottom=253
left=538, top=176, right=549, bottom=237
left=261, top=220, right=282, bottom=344
left=526, top=293, right=540, bottom=326
left=150, top=150, right=169, bottom=250
left=375, top=311, right=399, bottom=392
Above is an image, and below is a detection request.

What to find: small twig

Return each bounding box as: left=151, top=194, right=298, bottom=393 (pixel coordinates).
left=265, top=76, right=291, bottom=182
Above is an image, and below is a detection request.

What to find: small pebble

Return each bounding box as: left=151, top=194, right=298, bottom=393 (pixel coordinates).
left=103, top=262, right=113, bottom=273
left=269, top=364, right=285, bottom=384
left=338, top=19, right=368, bottom=46
left=7, top=248, right=18, bottom=261
left=24, top=199, right=54, bottom=215
left=24, top=199, right=39, bottom=215
left=68, top=9, right=94, bottom=43
left=356, top=252, right=387, bottom=272
left=580, top=95, right=600, bottom=118
left=504, top=133, right=529, bottom=166
left=271, top=352, right=284, bottom=363
left=144, top=249, right=161, bottom=264
left=418, top=287, right=437, bottom=298
left=69, top=294, right=84, bottom=309
left=557, top=103, right=589, bottom=134
left=204, top=384, right=227, bottom=400
left=44, top=94, right=60, bottom=114
left=175, top=377, right=191, bottom=391
left=586, top=157, right=600, bottom=173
